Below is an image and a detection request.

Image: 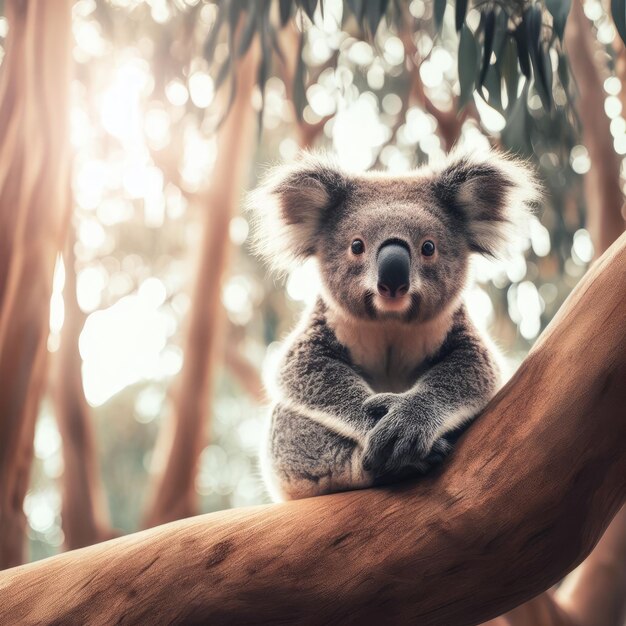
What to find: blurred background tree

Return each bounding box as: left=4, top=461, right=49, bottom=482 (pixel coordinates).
left=0, top=0, right=624, bottom=580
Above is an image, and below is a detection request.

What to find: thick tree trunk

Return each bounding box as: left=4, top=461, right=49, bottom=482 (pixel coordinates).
left=566, top=0, right=626, bottom=255
left=1, top=232, right=625, bottom=625
left=486, top=5, right=626, bottom=622
left=142, top=43, right=259, bottom=528
left=0, top=0, right=73, bottom=569
left=52, top=234, right=113, bottom=550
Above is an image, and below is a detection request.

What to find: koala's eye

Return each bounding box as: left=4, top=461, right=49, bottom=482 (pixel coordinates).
left=351, top=239, right=365, bottom=255
left=421, top=240, right=436, bottom=257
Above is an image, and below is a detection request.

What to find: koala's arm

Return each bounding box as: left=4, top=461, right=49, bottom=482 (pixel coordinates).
left=362, top=309, right=500, bottom=477
left=262, top=304, right=378, bottom=500
left=275, top=305, right=377, bottom=442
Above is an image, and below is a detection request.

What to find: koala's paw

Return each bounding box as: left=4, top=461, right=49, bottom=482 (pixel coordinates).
left=361, top=394, right=440, bottom=477
left=363, top=392, right=403, bottom=421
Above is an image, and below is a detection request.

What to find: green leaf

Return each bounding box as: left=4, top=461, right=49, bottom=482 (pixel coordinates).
left=527, top=5, right=553, bottom=110
left=228, top=0, right=245, bottom=30
left=257, top=5, right=272, bottom=137
left=458, top=24, right=479, bottom=107
left=546, top=0, right=571, bottom=40
left=491, top=7, right=509, bottom=61
left=434, top=0, right=447, bottom=32
left=501, top=36, right=520, bottom=112
left=367, top=0, right=388, bottom=35
left=611, top=0, right=626, bottom=47
left=293, top=33, right=307, bottom=121
left=501, top=84, right=530, bottom=154
left=237, top=3, right=259, bottom=58
left=557, top=52, right=570, bottom=90
left=347, top=0, right=366, bottom=23
left=455, top=0, right=467, bottom=32
left=515, top=11, right=531, bottom=79
left=279, top=0, right=291, bottom=27
left=298, top=0, right=317, bottom=21
left=479, top=10, right=496, bottom=89
left=483, top=64, right=503, bottom=112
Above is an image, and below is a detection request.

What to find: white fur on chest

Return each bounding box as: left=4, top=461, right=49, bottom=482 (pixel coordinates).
left=327, top=310, right=453, bottom=393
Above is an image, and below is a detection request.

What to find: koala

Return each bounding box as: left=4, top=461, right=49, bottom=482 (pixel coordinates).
left=249, top=149, right=540, bottom=502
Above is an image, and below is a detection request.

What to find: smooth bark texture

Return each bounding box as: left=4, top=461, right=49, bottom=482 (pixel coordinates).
left=0, top=0, right=73, bottom=569
left=1, top=232, right=625, bottom=625
left=53, top=236, right=114, bottom=550
left=566, top=0, right=626, bottom=256
left=142, top=43, right=259, bottom=528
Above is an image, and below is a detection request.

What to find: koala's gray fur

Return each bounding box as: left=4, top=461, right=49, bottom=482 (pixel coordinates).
left=249, top=149, right=541, bottom=502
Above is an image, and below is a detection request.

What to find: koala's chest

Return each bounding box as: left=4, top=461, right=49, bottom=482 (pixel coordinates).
left=351, top=338, right=426, bottom=392
left=329, top=317, right=450, bottom=393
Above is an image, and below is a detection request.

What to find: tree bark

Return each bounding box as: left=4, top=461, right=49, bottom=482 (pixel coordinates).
left=486, top=5, right=626, bottom=622
left=0, top=0, right=73, bottom=569
left=142, top=43, right=259, bottom=528
left=1, top=231, right=625, bottom=624
left=52, top=233, right=114, bottom=550
left=566, top=0, right=626, bottom=256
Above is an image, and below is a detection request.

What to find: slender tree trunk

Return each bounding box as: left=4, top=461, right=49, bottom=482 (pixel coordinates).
left=52, top=231, right=114, bottom=550
left=143, top=43, right=259, bottom=528
left=0, top=0, right=73, bottom=569
left=566, top=0, right=626, bottom=256
left=1, top=232, right=625, bottom=625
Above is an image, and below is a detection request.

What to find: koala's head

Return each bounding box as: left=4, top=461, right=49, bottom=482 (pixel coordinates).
left=249, top=150, right=540, bottom=323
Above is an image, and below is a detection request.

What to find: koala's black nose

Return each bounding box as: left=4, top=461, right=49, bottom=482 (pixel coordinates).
left=377, top=240, right=410, bottom=298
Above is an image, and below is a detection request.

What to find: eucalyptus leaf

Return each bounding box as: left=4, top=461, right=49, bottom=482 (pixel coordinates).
left=479, top=10, right=496, bottom=89
left=347, top=0, right=366, bottom=24
left=237, top=3, right=259, bottom=58
left=458, top=24, right=479, bottom=107
left=269, top=23, right=286, bottom=64
left=491, top=7, right=509, bottom=63
left=515, top=10, right=531, bottom=79
left=501, top=84, right=530, bottom=154
left=434, top=0, right=447, bottom=32
left=455, top=0, right=467, bottom=32
left=527, top=5, right=553, bottom=110
left=483, top=64, right=503, bottom=112
left=279, top=0, right=291, bottom=27
left=611, top=0, right=626, bottom=47
left=501, top=37, right=520, bottom=113
left=298, top=0, right=317, bottom=21
left=367, top=0, right=388, bottom=35
left=557, top=52, right=570, bottom=91
left=257, top=6, right=272, bottom=136
left=545, top=0, right=571, bottom=41
left=293, top=33, right=307, bottom=121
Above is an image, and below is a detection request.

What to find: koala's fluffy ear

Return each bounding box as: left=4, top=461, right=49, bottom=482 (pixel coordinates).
left=247, top=153, right=349, bottom=273
left=432, top=149, right=542, bottom=257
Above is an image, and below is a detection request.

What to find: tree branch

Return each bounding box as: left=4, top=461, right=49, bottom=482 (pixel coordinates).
left=1, top=232, right=625, bottom=624
left=566, top=0, right=626, bottom=257
left=52, top=229, right=115, bottom=550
